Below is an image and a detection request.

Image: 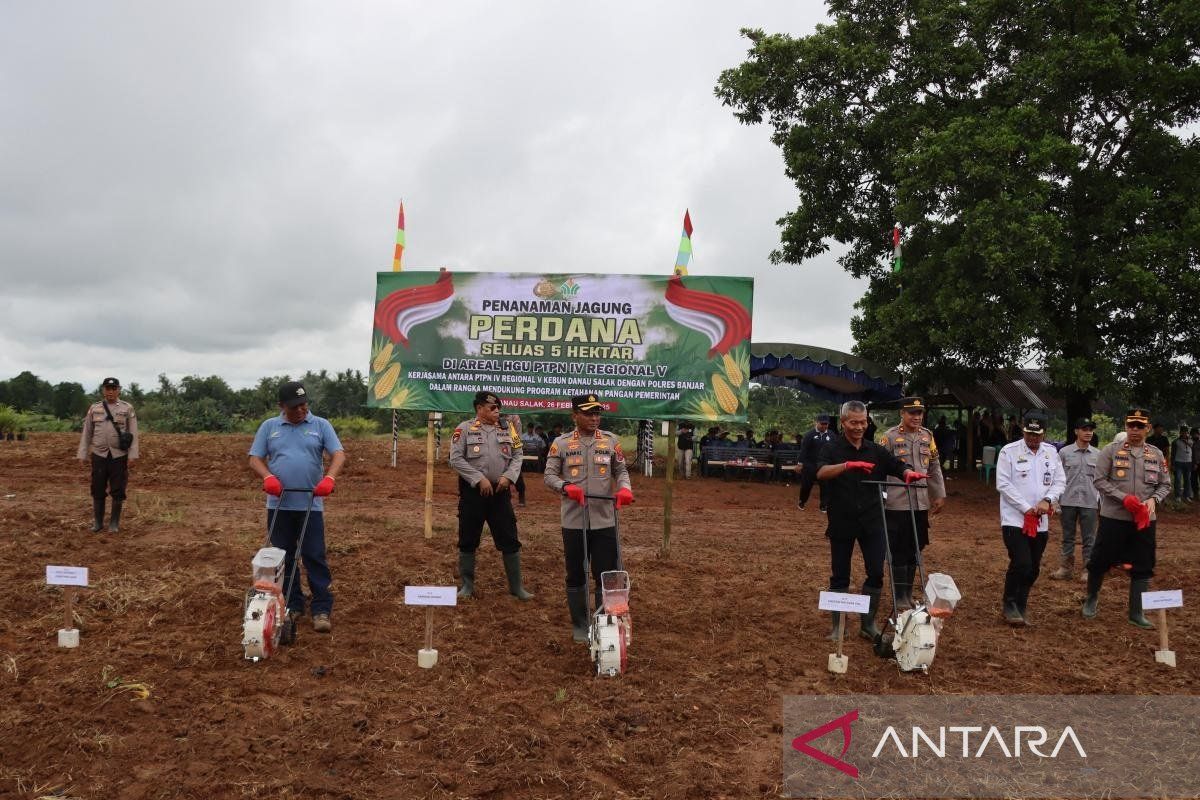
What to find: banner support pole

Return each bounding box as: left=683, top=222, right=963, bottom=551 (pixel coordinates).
left=424, top=411, right=435, bottom=538
left=662, top=420, right=677, bottom=558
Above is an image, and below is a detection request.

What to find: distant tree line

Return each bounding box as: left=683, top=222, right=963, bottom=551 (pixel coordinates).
left=0, top=369, right=432, bottom=434
left=0, top=370, right=836, bottom=438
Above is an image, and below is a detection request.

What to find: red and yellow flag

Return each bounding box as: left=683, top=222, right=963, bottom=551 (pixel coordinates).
left=392, top=202, right=406, bottom=272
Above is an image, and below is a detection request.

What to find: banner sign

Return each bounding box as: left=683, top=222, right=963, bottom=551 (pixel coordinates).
left=367, top=270, right=754, bottom=420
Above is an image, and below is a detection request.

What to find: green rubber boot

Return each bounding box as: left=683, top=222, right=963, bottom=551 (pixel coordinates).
left=826, top=612, right=843, bottom=641
left=1128, top=578, right=1155, bottom=629
left=457, top=551, right=476, bottom=599
left=502, top=551, right=534, bottom=601
left=567, top=587, right=590, bottom=643
left=859, top=588, right=881, bottom=641
left=1082, top=570, right=1102, bottom=619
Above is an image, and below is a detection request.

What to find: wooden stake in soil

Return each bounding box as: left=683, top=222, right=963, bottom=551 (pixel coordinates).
left=47, top=565, right=88, bottom=649
left=424, top=411, right=436, bottom=538
left=406, top=586, right=455, bottom=669
left=662, top=420, right=677, bottom=559
left=1142, top=589, right=1181, bottom=668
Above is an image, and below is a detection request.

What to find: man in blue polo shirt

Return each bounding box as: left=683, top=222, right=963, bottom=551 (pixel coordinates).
left=249, top=380, right=346, bottom=633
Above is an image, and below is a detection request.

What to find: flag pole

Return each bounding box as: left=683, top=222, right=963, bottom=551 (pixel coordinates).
left=662, top=209, right=694, bottom=559
left=391, top=202, right=406, bottom=469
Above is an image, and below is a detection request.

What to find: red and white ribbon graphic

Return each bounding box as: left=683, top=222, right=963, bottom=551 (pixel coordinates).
left=663, top=275, right=752, bottom=356
left=374, top=268, right=455, bottom=347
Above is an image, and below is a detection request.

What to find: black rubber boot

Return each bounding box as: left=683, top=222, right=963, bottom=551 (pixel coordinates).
left=1015, top=582, right=1034, bottom=626
left=906, top=565, right=920, bottom=606
left=893, top=564, right=913, bottom=611
left=566, top=587, right=590, bottom=643
left=107, top=500, right=122, bottom=533
left=457, top=551, right=476, bottom=599
left=502, top=551, right=534, bottom=601
left=859, top=588, right=881, bottom=641
left=1002, top=600, right=1025, bottom=626
left=90, top=498, right=105, bottom=532
left=1128, top=578, right=1155, bottom=629
left=826, top=611, right=843, bottom=641
left=1082, top=570, right=1103, bottom=618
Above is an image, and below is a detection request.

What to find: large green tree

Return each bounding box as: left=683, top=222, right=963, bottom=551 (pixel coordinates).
left=717, top=0, right=1200, bottom=422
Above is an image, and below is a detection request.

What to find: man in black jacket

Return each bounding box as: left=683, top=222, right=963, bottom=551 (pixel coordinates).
left=817, top=401, right=926, bottom=641
left=797, top=413, right=834, bottom=511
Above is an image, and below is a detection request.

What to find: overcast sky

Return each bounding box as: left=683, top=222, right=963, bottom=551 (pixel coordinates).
left=1, top=1, right=863, bottom=391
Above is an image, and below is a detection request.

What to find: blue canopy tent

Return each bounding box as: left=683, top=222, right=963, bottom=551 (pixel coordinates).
left=750, top=342, right=902, bottom=403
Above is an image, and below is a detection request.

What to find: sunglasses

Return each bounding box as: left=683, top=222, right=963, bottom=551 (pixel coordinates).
left=1126, top=422, right=1147, bottom=429
left=577, top=410, right=602, bottom=417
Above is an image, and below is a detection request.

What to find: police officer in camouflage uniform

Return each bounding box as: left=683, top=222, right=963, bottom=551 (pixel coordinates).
left=448, top=391, right=533, bottom=601
left=544, top=393, right=634, bottom=642
left=877, top=397, right=946, bottom=609
left=77, top=377, right=139, bottom=533
left=1083, top=407, right=1172, bottom=628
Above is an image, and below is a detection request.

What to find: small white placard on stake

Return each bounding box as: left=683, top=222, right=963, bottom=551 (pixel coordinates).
left=46, top=566, right=88, bottom=586
left=819, top=591, right=871, bottom=614
left=404, top=586, right=457, bottom=606
left=1142, top=590, right=1183, bottom=610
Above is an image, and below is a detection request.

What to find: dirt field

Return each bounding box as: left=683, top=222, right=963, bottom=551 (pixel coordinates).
left=2, top=432, right=1198, bottom=799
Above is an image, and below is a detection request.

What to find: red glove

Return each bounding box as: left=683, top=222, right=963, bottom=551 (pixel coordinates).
left=904, top=471, right=928, bottom=484
left=1022, top=511, right=1040, bottom=537
left=1122, top=494, right=1143, bottom=514
left=314, top=476, right=336, bottom=497
left=262, top=474, right=283, bottom=496
left=615, top=487, right=634, bottom=509
left=844, top=461, right=874, bottom=473
left=1133, top=505, right=1151, bottom=531
left=564, top=483, right=586, bottom=505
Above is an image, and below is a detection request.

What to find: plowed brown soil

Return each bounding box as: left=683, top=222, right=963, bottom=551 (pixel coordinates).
left=1, top=433, right=1198, bottom=799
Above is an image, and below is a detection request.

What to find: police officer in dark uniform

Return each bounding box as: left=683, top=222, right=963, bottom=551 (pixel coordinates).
left=544, top=393, right=634, bottom=642
left=877, top=397, right=946, bottom=608
left=76, top=377, right=139, bottom=532
left=1083, top=407, right=1172, bottom=628
left=798, top=413, right=834, bottom=511
left=448, top=391, right=533, bottom=601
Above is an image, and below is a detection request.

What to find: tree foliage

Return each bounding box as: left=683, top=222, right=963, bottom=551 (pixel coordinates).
left=716, top=0, right=1200, bottom=420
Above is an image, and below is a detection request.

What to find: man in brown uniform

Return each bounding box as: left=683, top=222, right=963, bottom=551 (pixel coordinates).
left=76, top=377, right=139, bottom=533
left=877, top=397, right=947, bottom=608
left=544, top=393, right=634, bottom=642
left=448, top=391, right=532, bottom=601
left=1083, top=407, right=1172, bottom=628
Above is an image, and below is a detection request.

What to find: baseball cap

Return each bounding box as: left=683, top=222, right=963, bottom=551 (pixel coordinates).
left=572, top=393, right=603, bottom=412
left=278, top=381, right=308, bottom=408
left=473, top=391, right=501, bottom=408
left=1074, top=417, right=1096, bottom=430
left=101, top=377, right=120, bottom=388
left=816, top=413, right=831, bottom=423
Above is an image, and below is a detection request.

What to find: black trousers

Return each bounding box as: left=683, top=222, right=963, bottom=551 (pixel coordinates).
left=456, top=479, right=520, bottom=554
left=885, top=509, right=929, bottom=568
left=799, top=466, right=825, bottom=508
left=828, top=528, right=886, bottom=593
left=1001, top=526, right=1048, bottom=606
left=562, top=526, right=620, bottom=593
left=90, top=454, right=128, bottom=502
left=1088, top=516, right=1156, bottom=580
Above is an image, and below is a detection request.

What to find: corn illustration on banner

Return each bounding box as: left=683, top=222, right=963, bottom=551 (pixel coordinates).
left=368, top=270, right=754, bottom=421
